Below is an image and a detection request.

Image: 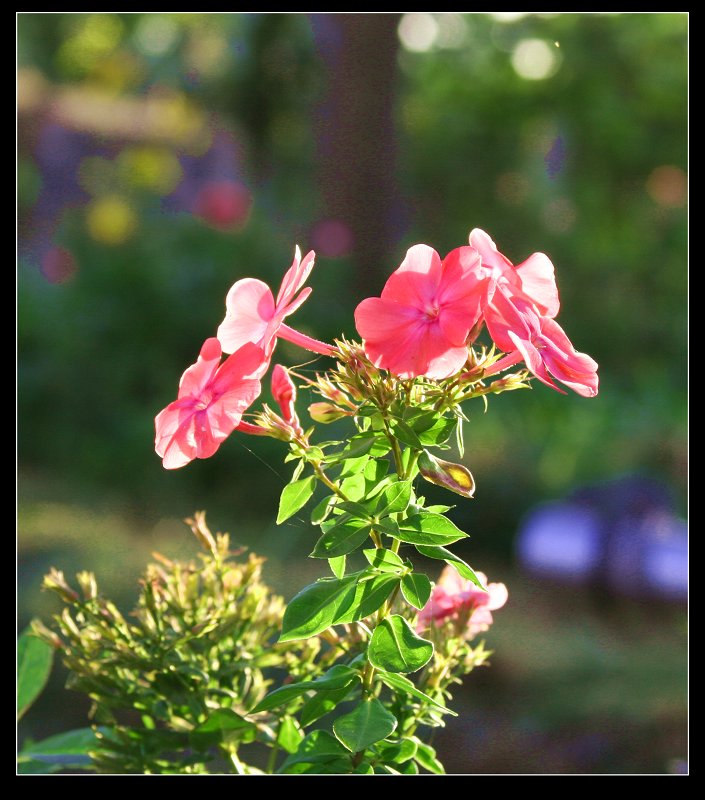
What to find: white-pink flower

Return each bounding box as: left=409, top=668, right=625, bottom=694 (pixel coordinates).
left=217, top=246, right=334, bottom=359
left=417, top=566, right=508, bottom=638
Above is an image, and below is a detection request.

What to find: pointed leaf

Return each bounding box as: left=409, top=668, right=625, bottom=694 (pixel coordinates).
left=375, top=480, right=412, bottom=516
left=390, top=420, right=423, bottom=449
left=400, top=572, right=432, bottom=609
left=18, top=727, right=102, bottom=770
left=299, top=682, right=358, bottom=727
left=279, top=730, right=350, bottom=774
left=376, top=670, right=457, bottom=716
left=368, top=615, right=434, bottom=673
left=335, top=573, right=400, bottom=623
left=250, top=665, right=359, bottom=713
left=328, top=555, right=346, bottom=579
left=311, top=494, right=335, bottom=525
left=279, top=576, right=358, bottom=641
left=362, top=547, right=405, bottom=573
left=277, top=716, right=304, bottom=754
left=17, top=629, right=53, bottom=720
left=277, top=475, right=317, bottom=524
left=311, top=517, right=372, bottom=558
left=413, top=739, right=445, bottom=774
left=392, top=512, right=468, bottom=546
left=340, top=473, right=367, bottom=501
left=414, top=545, right=486, bottom=589
left=333, top=699, right=397, bottom=752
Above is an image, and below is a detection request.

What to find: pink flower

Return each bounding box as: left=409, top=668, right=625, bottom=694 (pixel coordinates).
left=155, top=338, right=267, bottom=470
left=469, top=227, right=560, bottom=331
left=484, top=295, right=599, bottom=398
left=354, top=244, right=485, bottom=379
left=417, top=566, right=508, bottom=638
left=216, top=246, right=334, bottom=359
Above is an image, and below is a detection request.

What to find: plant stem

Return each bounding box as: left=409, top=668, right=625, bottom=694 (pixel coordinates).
left=266, top=742, right=280, bottom=775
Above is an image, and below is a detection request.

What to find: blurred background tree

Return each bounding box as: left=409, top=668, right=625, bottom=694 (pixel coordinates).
left=18, top=12, right=687, bottom=774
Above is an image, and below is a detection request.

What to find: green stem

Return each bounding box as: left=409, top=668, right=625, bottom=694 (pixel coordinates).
left=266, top=742, right=280, bottom=775
left=229, top=748, right=246, bottom=775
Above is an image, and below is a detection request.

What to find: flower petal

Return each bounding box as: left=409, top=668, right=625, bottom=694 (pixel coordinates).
left=178, top=337, right=221, bottom=398
left=276, top=247, right=316, bottom=308
left=515, top=252, right=560, bottom=318
left=217, top=278, right=274, bottom=354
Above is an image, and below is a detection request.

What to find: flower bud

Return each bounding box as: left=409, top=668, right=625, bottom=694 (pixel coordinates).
left=418, top=450, right=475, bottom=498
left=308, top=402, right=352, bottom=424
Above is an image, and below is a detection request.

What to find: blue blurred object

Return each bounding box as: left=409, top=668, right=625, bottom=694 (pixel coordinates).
left=516, top=475, right=687, bottom=602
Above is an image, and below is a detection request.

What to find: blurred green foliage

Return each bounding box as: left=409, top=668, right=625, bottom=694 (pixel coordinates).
left=18, top=12, right=686, bottom=561
left=17, top=13, right=687, bottom=772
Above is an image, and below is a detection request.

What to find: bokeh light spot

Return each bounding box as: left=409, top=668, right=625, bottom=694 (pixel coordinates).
left=41, top=247, right=78, bottom=284
left=310, top=219, right=354, bottom=259
left=646, top=165, right=687, bottom=208
left=118, top=146, right=183, bottom=195
left=194, top=181, right=252, bottom=230
left=542, top=197, right=577, bottom=234
left=511, top=38, right=561, bottom=80
left=86, top=195, right=137, bottom=245
left=495, top=172, right=530, bottom=206
left=134, top=15, right=180, bottom=57
left=398, top=13, right=439, bottom=53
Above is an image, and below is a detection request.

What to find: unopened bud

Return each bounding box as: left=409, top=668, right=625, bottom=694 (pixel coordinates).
left=308, top=402, right=352, bottom=424
left=42, top=568, right=79, bottom=602
left=418, top=450, right=475, bottom=498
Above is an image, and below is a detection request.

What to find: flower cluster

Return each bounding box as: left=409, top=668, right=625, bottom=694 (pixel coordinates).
left=155, top=247, right=333, bottom=469
left=155, top=228, right=598, bottom=468
left=355, top=229, right=598, bottom=396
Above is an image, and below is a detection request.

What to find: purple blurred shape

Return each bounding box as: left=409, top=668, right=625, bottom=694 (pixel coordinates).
left=517, top=475, right=687, bottom=602
left=544, top=136, right=566, bottom=180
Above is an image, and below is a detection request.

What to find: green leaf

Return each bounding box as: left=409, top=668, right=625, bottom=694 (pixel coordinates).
left=193, top=708, right=254, bottom=734
left=277, top=716, right=304, bottom=754
left=335, top=573, right=400, bottom=623
left=328, top=555, right=346, bottom=579
left=279, top=730, right=350, bottom=774
left=299, top=682, right=358, bottom=727
left=368, top=615, right=434, bottom=673
left=418, top=417, right=457, bottom=446
left=251, top=665, right=360, bottom=713
left=192, top=709, right=256, bottom=745
left=277, top=475, right=317, bottom=524
left=311, top=494, right=335, bottom=525
left=18, top=727, right=102, bottom=770
left=17, top=628, right=53, bottom=720
left=374, top=737, right=418, bottom=764
left=362, top=547, right=405, bottom=573
left=392, top=512, right=468, bottom=546
left=279, top=576, right=359, bottom=641
left=364, top=458, right=388, bottom=487
left=413, top=739, right=445, bottom=774
left=311, top=516, right=372, bottom=558
left=401, top=572, right=432, bottom=609
left=375, top=480, right=412, bottom=516
left=376, top=671, right=457, bottom=716
left=341, top=432, right=377, bottom=458
left=390, top=420, right=423, bottom=449
left=337, top=454, right=369, bottom=478
left=340, top=473, right=367, bottom=501
left=333, top=699, right=397, bottom=752
left=414, top=545, right=486, bottom=589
